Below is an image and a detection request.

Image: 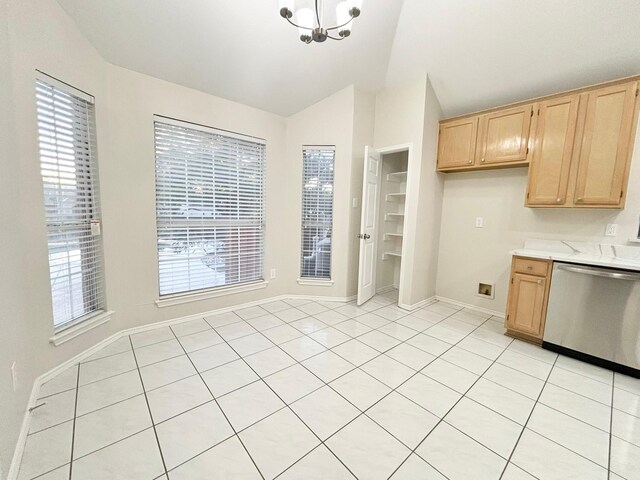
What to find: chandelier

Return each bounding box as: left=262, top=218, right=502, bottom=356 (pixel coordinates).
left=279, top=0, right=363, bottom=44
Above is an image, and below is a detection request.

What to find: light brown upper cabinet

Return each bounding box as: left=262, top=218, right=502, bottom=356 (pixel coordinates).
left=573, top=82, right=638, bottom=207
left=437, top=105, right=533, bottom=172
left=437, top=116, right=478, bottom=170
left=438, top=76, right=640, bottom=209
left=477, top=104, right=534, bottom=167
left=526, top=95, right=580, bottom=206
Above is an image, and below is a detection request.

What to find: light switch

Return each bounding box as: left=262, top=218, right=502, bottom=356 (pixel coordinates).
left=475, top=217, right=484, bottom=228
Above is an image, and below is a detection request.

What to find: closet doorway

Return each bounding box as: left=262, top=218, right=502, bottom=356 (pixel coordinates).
left=356, top=145, right=411, bottom=306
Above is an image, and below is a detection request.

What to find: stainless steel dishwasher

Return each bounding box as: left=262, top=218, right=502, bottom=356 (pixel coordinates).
left=543, top=262, right=640, bottom=376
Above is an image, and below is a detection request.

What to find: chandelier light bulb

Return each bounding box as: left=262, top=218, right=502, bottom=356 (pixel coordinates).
left=336, top=2, right=352, bottom=37
left=296, top=8, right=315, bottom=42
left=280, top=0, right=362, bottom=44
left=279, top=0, right=295, bottom=18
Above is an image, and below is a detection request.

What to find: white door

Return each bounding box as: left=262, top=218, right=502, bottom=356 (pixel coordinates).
left=357, top=146, right=382, bottom=305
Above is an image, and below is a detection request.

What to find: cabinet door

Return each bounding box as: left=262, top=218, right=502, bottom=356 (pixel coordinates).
left=526, top=95, right=580, bottom=206
left=437, top=117, right=479, bottom=170
left=477, top=104, right=534, bottom=166
left=507, top=273, right=547, bottom=338
left=574, top=82, right=638, bottom=206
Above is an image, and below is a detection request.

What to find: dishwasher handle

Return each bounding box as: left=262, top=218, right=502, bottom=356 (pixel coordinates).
left=557, top=264, right=640, bottom=281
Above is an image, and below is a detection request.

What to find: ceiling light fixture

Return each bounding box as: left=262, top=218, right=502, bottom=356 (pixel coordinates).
left=279, top=0, right=363, bottom=44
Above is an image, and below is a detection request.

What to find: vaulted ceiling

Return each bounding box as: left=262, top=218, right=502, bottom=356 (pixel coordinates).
left=56, top=0, right=640, bottom=117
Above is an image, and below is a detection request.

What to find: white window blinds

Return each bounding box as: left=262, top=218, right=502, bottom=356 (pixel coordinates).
left=300, top=146, right=335, bottom=279
left=36, top=76, right=105, bottom=328
left=154, top=118, right=266, bottom=296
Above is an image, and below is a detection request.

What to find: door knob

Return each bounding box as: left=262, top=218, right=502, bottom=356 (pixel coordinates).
left=357, top=234, right=363, bottom=239
left=357, top=234, right=371, bottom=240
left=363, top=233, right=370, bottom=240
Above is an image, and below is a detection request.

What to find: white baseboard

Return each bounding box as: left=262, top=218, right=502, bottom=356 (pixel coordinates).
left=8, top=293, right=354, bottom=479
left=375, top=285, right=397, bottom=295
left=435, top=295, right=505, bottom=319
left=398, top=295, right=437, bottom=312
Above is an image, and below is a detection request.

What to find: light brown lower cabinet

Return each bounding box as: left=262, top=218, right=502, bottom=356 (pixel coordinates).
left=505, top=256, right=552, bottom=344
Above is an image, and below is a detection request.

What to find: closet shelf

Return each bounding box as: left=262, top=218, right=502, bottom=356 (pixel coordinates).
left=386, top=171, right=408, bottom=182
left=384, top=213, right=405, bottom=221
left=383, top=251, right=402, bottom=259
left=384, top=233, right=403, bottom=240
left=385, top=193, right=407, bottom=202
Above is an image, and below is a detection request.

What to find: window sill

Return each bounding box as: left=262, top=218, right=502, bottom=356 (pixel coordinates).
left=49, top=310, right=114, bottom=347
left=156, top=280, right=269, bottom=308
left=297, top=278, right=334, bottom=286
left=628, top=238, right=640, bottom=244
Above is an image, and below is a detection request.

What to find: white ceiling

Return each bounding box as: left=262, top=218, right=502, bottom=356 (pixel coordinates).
left=388, top=0, right=640, bottom=117
left=56, top=0, right=640, bottom=118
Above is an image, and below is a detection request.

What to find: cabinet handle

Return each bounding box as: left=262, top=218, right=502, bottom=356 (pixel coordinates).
left=537, top=280, right=542, bottom=285
left=481, top=158, right=485, bottom=163
left=556, top=198, right=561, bottom=203
left=527, top=266, right=533, bottom=270
left=468, top=160, right=473, bottom=164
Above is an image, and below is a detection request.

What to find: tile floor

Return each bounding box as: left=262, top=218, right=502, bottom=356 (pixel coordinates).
left=18, top=293, right=640, bottom=479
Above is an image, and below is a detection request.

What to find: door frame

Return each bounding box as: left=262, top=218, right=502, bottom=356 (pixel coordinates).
left=372, top=143, right=413, bottom=306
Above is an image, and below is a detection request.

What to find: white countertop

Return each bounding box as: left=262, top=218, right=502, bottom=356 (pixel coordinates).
left=511, top=240, right=640, bottom=272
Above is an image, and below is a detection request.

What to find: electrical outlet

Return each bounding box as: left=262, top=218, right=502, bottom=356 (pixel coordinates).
left=475, top=217, right=484, bottom=228
left=605, top=224, right=618, bottom=237
left=270, top=268, right=277, bottom=279
left=11, top=361, right=17, bottom=392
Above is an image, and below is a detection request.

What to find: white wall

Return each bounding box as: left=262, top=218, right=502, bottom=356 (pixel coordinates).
left=0, top=0, right=294, bottom=474
left=1, top=2, right=381, bottom=472
left=373, top=76, right=444, bottom=307
left=410, top=78, right=444, bottom=305
left=436, top=123, right=640, bottom=313
left=104, top=65, right=288, bottom=332
left=284, top=86, right=356, bottom=298
left=0, top=0, right=26, bottom=474
left=1, top=0, right=111, bottom=473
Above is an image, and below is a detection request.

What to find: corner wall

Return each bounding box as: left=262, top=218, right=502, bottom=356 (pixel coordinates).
left=283, top=86, right=357, bottom=298
left=0, top=0, right=26, bottom=474
left=1, top=2, right=378, bottom=474
left=373, top=76, right=443, bottom=307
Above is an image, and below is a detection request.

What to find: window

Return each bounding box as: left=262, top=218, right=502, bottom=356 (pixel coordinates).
left=36, top=76, right=105, bottom=329
left=300, top=146, right=335, bottom=280
left=154, top=117, right=266, bottom=297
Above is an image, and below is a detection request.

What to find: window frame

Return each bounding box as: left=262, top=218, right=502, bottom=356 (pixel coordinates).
left=153, top=115, right=267, bottom=300
left=299, top=145, right=335, bottom=282
left=35, top=72, right=108, bottom=333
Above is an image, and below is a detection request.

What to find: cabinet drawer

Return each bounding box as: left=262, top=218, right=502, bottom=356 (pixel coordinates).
left=513, top=257, right=550, bottom=276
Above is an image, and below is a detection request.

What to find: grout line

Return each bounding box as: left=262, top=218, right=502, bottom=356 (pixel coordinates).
left=22, top=297, right=388, bottom=478
left=128, top=336, right=170, bottom=478
left=381, top=311, right=501, bottom=479
left=166, top=324, right=267, bottom=480
left=44, top=297, right=591, bottom=480
left=30, top=463, right=71, bottom=479
left=543, top=379, right=613, bottom=408
left=608, top=375, right=616, bottom=478
left=498, top=355, right=559, bottom=479
left=68, top=363, right=81, bottom=480
left=206, top=317, right=361, bottom=479
left=68, top=426, right=155, bottom=463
